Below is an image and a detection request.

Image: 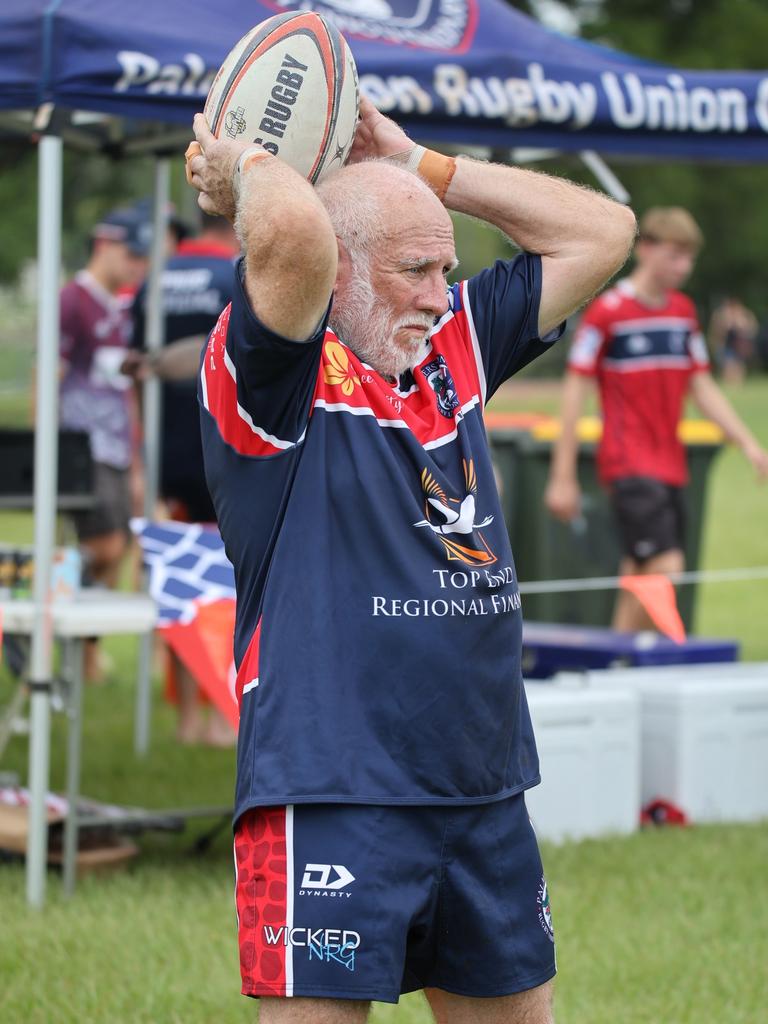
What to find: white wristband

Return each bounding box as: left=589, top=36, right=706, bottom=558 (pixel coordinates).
left=232, top=145, right=271, bottom=204
left=388, top=145, right=426, bottom=175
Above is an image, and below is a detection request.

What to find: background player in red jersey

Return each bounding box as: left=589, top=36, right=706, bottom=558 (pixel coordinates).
left=545, top=207, right=768, bottom=632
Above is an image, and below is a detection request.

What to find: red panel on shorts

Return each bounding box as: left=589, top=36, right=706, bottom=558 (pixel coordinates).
left=235, top=807, right=289, bottom=997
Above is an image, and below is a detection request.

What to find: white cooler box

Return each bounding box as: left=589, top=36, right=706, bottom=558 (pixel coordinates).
left=524, top=683, right=641, bottom=843
left=572, top=663, right=768, bottom=823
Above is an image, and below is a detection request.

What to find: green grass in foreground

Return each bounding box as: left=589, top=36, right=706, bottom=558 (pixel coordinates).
left=1, top=660, right=768, bottom=1024
left=1, top=324, right=767, bottom=1019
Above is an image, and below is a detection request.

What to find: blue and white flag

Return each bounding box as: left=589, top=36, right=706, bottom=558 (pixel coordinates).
left=131, top=518, right=235, bottom=627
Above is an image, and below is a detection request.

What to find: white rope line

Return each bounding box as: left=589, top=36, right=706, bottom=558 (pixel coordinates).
left=518, top=566, right=768, bottom=596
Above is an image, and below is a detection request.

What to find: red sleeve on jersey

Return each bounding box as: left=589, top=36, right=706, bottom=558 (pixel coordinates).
left=567, top=294, right=612, bottom=375
left=682, top=296, right=710, bottom=371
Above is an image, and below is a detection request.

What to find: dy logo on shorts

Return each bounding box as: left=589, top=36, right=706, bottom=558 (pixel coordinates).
left=300, top=863, right=356, bottom=893
left=269, top=0, right=477, bottom=52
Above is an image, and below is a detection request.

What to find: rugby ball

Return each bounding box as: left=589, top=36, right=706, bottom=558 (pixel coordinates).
left=204, top=11, right=359, bottom=185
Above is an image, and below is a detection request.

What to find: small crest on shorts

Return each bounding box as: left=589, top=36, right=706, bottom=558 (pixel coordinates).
left=537, top=875, right=554, bottom=942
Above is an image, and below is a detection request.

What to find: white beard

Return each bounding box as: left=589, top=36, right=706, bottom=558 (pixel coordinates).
left=330, top=262, right=432, bottom=379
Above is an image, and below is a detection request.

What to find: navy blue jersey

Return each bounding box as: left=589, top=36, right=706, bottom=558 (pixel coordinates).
left=199, top=255, right=560, bottom=816
left=132, top=239, right=236, bottom=509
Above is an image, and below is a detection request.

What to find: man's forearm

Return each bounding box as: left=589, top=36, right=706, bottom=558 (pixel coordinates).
left=150, top=336, right=208, bottom=381
left=550, top=372, right=590, bottom=482
left=690, top=372, right=760, bottom=449
left=444, top=159, right=631, bottom=260
left=442, top=157, right=636, bottom=334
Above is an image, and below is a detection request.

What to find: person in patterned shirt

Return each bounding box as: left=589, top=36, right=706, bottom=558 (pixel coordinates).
left=59, top=206, right=150, bottom=679
left=546, top=207, right=768, bottom=632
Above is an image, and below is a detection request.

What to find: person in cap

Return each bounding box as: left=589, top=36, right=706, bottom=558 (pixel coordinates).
left=125, top=211, right=239, bottom=744
left=545, top=206, right=768, bottom=632
left=58, top=206, right=150, bottom=680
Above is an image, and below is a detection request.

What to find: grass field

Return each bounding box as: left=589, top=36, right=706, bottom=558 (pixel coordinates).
left=2, top=310, right=768, bottom=1021
left=2, top=657, right=767, bottom=1024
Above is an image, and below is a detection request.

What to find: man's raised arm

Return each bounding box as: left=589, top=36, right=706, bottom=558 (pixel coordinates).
left=349, top=98, right=636, bottom=335
left=186, top=113, right=337, bottom=342
left=442, top=161, right=636, bottom=336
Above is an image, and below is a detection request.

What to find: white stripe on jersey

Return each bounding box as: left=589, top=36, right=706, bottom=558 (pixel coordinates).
left=689, top=331, right=709, bottom=365
left=610, top=317, right=697, bottom=335
left=313, top=398, right=409, bottom=429
left=460, top=280, right=488, bottom=406
left=199, top=357, right=209, bottom=409
left=222, top=346, right=307, bottom=451
left=569, top=324, right=604, bottom=369
left=601, top=355, right=693, bottom=372
left=423, top=395, right=481, bottom=451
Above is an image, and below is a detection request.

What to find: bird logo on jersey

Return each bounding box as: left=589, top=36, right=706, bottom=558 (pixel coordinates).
left=414, top=459, right=497, bottom=566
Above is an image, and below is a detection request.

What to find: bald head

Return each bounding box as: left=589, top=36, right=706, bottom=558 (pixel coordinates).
left=316, top=160, right=449, bottom=261
left=318, top=159, right=456, bottom=379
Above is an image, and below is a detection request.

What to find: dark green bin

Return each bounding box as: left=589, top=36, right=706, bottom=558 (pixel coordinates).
left=488, top=417, right=722, bottom=630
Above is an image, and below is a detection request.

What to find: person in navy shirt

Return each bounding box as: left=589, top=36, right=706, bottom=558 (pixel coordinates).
left=186, top=98, right=636, bottom=1023
left=126, top=212, right=239, bottom=745
left=545, top=207, right=768, bottom=632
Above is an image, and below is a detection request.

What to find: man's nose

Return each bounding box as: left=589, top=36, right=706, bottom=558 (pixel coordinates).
left=419, top=272, right=449, bottom=319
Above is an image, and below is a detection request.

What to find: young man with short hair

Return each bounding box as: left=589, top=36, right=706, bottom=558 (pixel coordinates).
left=545, top=207, right=768, bottom=632
left=59, top=207, right=150, bottom=678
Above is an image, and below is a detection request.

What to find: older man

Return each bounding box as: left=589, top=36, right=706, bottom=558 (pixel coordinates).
left=186, top=99, right=635, bottom=1023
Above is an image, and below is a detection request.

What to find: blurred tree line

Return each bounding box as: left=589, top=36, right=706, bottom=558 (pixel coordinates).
left=0, top=0, right=765, bottom=331
left=0, top=140, right=189, bottom=287
left=508, top=0, right=768, bottom=322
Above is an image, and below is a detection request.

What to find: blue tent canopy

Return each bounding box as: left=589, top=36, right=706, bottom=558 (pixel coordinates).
left=2, top=0, right=768, bottom=159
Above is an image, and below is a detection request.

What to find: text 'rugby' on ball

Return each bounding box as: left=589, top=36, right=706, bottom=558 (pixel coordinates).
left=204, top=11, right=359, bottom=185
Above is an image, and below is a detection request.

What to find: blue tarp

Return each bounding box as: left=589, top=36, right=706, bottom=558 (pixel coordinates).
left=2, top=0, right=768, bottom=159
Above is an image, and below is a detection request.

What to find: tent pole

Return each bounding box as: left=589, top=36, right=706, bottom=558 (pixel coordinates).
left=579, top=150, right=631, bottom=205
left=134, top=157, right=169, bottom=756
left=26, top=133, right=63, bottom=908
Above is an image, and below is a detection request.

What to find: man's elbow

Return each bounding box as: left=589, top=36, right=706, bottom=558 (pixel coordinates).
left=601, top=204, right=637, bottom=276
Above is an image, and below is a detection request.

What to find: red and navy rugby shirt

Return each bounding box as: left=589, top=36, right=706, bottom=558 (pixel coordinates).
left=568, top=280, right=710, bottom=486
left=199, top=255, right=559, bottom=815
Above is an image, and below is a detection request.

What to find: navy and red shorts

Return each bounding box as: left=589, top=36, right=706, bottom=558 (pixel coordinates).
left=234, top=794, right=556, bottom=1004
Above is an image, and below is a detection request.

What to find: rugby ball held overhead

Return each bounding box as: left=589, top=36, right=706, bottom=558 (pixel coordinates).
left=204, top=11, right=359, bottom=185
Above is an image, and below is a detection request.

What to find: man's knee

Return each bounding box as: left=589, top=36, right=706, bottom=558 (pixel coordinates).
left=258, top=996, right=370, bottom=1023
left=426, top=979, right=554, bottom=1024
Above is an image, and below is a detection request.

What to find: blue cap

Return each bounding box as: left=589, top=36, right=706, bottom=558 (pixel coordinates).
left=131, top=197, right=191, bottom=242
left=92, top=206, right=153, bottom=256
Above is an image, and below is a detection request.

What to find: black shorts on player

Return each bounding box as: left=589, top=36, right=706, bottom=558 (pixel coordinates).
left=610, top=475, right=686, bottom=563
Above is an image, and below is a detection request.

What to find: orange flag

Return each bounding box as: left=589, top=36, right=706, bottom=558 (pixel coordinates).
left=163, top=598, right=239, bottom=729
left=619, top=574, right=686, bottom=643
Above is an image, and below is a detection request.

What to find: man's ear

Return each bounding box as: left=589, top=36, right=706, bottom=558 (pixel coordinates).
left=334, top=238, right=352, bottom=296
